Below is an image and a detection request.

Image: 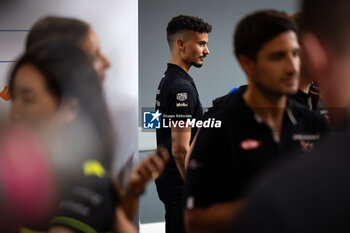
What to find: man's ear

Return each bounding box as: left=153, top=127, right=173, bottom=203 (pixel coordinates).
left=302, top=31, right=330, bottom=80
left=176, top=37, right=185, bottom=53
left=238, top=55, right=254, bottom=77
left=61, top=98, right=79, bottom=123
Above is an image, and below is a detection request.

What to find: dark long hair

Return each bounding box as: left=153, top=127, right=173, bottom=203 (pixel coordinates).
left=8, top=44, right=115, bottom=170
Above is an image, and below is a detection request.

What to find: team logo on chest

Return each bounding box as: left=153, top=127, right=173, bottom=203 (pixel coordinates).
left=299, top=140, right=315, bottom=152
left=176, top=92, right=187, bottom=101
left=239, top=139, right=262, bottom=151
left=293, top=134, right=320, bottom=153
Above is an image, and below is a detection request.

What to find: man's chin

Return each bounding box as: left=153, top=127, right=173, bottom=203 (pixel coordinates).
left=192, top=62, right=203, bottom=68
left=283, top=88, right=298, bottom=96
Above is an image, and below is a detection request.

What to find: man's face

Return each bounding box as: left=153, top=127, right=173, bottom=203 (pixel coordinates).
left=249, top=31, right=300, bottom=96
left=182, top=31, right=210, bottom=68
left=82, top=28, right=111, bottom=82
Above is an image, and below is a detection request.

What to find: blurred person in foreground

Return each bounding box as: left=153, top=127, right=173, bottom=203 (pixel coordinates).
left=27, top=16, right=140, bottom=199
left=24, top=14, right=144, bottom=226
left=184, top=10, right=329, bottom=233
left=289, top=12, right=327, bottom=116
left=232, top=1, right=350, bottom=232
left=7, top=43, right=169, bottom=233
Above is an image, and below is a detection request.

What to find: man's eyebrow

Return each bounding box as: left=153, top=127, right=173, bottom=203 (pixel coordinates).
left=268, top=47, right=300, bottom=54
left=266, top=51, right=286, bottom=59
left=268, top=50, right=286, bottom=54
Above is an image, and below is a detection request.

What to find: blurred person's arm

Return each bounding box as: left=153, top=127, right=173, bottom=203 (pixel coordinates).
left=48, top=148, right=169, bottom=233
left=115, top=206, right=138, bottom=233
left=172, top=127, right=191, bottom=180
left=185, top=129, right=200, bottom=169
left=167, top=84, right=200, bottom=180
left=121, top=147, right=169, bottom=220
left=185, top=199, right=246, bottom=233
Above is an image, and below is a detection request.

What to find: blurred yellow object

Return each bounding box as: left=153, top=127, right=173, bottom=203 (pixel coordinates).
left=83, top=160, right=105, bottom=178
left=20, top=227, right=45, bottom=233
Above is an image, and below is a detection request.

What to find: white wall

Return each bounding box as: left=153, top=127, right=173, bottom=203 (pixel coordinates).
left=0, top=0, right=139, bottom=178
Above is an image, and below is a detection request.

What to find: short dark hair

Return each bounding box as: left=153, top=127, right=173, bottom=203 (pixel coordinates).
left=166, top=15, right=212, bottom=48
left=9, top=44, right=114, bottom=169
left=302, top=0, right=350, bottom=53
left=234, top=10, right=297, bottom=61
left=26, top=16, right=90, bottom=51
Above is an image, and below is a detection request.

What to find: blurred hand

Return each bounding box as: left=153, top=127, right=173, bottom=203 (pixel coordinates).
left=127, top=146, right=169, bottom=197
left=0, top=86, right=10, bottom=101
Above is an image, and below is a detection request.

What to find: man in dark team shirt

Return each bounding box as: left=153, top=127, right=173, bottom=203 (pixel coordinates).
left=232, top=0, right=350, bottom=232
left=184, top=10, right=328, bottom=233
left=155, top=15, right=211, bottom=233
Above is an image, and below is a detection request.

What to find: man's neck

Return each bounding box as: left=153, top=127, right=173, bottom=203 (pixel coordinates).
left=170, top=56, right=191, bottom=73
left=243, top=82, right=287, bottom=134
